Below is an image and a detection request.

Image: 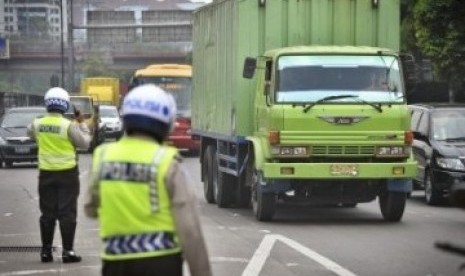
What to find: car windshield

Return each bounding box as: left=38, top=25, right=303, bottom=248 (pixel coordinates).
left=100, top=107, right=119, bottom=118
left=1, top=109, right=45, bottom=128
left=276, top=55, right=404, bottom=104
left=432, top=110, right=465, bottom=141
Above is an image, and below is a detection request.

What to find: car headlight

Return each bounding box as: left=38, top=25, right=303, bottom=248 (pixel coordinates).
left=271, top=146, right=308, bottom=157
left=376, top=146, right=410, bottom=157
left=0, top=136, right=6, bottom=145
left=436, top=158, right=465, bottom=171
left=115, top=122, right=123, bottom=131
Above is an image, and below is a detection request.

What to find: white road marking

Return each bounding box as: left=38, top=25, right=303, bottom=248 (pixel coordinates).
left=242, top=234, right=358, bottom=276
left=0, top=266, right=101, bottom=276
left=0, top=269, right=64, bottom=276
left=211, top=256, right=249, bottom=263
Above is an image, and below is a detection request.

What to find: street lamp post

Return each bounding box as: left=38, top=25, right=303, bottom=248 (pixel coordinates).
left=68, top=0, right=75, bottom=92
left=60, top=0, right=65, bottom=88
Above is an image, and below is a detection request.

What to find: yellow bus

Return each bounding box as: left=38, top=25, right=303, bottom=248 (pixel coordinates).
left=129, top=64, right=199, bottom=154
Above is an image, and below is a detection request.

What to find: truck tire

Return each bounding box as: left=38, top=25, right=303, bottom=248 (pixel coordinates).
left=425, top=170, right=444, bottom=205
left=379, top=191, right=406, bottom=222
left=202, top=146, right=216, bottom=204
left=236, top=156, right=253, bottom=208
left=236, top=179, right=251, bottom=208
left=217, top=171, right=234, bottom=208
left=251, top=160, right=275, bottom=221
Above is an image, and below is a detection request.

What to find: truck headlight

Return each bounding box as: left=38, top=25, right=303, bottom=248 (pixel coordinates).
left=0, top=136, right=6, bottom=145
left=376, top=146, right=410, bottom=157
left=436, top=158, right=465, bottom=171
left=271, top=146, right=308, bottom=157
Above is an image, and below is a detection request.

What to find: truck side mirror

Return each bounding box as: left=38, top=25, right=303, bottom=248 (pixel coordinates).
left=400, top=53, right=418, bottom=91
left=243, top=57, right=257, bottom=79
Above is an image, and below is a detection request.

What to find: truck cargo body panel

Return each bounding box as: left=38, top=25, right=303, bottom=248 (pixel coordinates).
left=192, top=0, right=400, bottom=137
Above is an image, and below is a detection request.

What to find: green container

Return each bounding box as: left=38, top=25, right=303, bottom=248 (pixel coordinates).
left=192, top=0, right=400, bottom=137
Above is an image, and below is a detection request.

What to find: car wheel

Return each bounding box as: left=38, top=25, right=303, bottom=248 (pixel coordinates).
left=202, top=146, right=216, bottom=204
left=379, top=191, right=406, bottom=222
left=4, top=161, right=12, bottom=168
left=424, top=170, right=444, bottom=205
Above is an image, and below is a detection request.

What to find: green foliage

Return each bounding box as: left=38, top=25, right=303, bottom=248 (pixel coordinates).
left=80, top=53, right=118, bottom=78
left=400, top=0, right=419, bottom=54
left=414, top=0, right=465, bottom=88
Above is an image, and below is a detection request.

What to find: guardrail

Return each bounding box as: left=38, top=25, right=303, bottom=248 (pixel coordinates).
left=0, top=92, right=44, bottom=116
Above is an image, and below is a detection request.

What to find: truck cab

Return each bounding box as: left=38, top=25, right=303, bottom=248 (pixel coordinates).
left=239, top=46, right=417, bottom=220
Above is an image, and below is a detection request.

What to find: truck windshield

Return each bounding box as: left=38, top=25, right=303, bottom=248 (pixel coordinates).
left=134, top=76, right=192, bottom=117
left=276, top=55, right=404, bottom=104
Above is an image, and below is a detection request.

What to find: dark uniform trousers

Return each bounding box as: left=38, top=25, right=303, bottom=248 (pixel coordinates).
left=38, top=166, right=80, bottom=251
left=102, top=253, right=183, bottom=276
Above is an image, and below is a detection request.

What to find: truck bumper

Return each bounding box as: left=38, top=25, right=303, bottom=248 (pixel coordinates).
left=263, top=161, right=417, bottom=179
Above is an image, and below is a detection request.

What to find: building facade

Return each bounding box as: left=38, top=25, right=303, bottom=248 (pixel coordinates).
left=3, top=0, right=68, bottom=41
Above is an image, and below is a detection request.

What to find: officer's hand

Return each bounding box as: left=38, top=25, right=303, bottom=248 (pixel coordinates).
left=75, top=110, right=85, bottom=123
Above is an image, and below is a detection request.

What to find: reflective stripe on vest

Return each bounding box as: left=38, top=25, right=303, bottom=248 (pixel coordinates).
left=34, top=116, right=76, bottom=170
left=95, top=139, right=181, bottom=260
left=104, top=232, right=177, bottom=255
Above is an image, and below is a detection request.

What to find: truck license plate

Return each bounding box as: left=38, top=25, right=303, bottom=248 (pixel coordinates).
left=330, top=164, right=359, bottom=176
left=15, top=146, right=30, bottom=154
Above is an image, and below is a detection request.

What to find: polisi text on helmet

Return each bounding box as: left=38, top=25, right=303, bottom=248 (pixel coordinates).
left=123, top=98, right=170, bottom=117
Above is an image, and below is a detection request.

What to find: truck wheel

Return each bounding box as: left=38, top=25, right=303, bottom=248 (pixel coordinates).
left=202, top=146, right=216, bottom=204
left=217, top=171, right=234, bottom=208
left=425, top=170, right=444, bottom=205
left=251, top=162, right=275, bottom=221
left=379, top=191, right=406, bottom=222
left=236, top=156, right=253, bottom=208
left=236, top=178, right=251, bottom=208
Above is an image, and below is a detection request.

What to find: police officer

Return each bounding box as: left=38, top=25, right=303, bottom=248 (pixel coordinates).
left=28, top=87, right=90, bottom=263
left=84, top=84, right=212, bottom=276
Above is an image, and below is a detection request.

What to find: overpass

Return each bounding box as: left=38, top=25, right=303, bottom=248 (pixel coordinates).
left=0, top=47, right=188, bottom=72
left=0, top=41, right=189, bottom=93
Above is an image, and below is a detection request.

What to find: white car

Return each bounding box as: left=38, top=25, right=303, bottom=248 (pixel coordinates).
left=98, top=105, right=123, bottom=141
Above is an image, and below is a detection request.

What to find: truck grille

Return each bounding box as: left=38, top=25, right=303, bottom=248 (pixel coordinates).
left=311, top=145, right=375, bottom=156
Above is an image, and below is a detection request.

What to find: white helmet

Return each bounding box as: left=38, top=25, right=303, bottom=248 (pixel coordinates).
left=44, top=87, right=70, bottom=113
left=121, top=84, right=177, bottom=140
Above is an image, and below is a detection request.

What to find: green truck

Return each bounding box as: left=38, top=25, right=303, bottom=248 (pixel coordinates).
left=192, top=0, right=417, bottom=221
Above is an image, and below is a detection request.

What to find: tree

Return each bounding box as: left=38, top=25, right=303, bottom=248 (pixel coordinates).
left=414, top=0, right=465, bottom=99
left=80, top=53, right=117, bottom=78
left=400, top=0, right=420, bottom=56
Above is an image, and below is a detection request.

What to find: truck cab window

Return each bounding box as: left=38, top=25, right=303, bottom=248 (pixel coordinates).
left=276, top=55, right=403, bottom=104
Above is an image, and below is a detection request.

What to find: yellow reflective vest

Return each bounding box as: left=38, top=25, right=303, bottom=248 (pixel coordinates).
left=92, top=137, right=181, bottom=261
left=33, top=115, right=76, bottom=170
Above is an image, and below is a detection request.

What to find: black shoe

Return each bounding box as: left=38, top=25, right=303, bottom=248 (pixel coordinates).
left=62, top=250, right=82, bottom=263
left=40, top=248, right=53, bottom=263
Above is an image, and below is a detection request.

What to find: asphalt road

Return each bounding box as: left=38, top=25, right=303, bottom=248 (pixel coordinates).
left=0, top=153, right=464, bottom=276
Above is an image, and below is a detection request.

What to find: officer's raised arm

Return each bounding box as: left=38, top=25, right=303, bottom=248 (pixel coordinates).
left=68, top=110, right=91, bottom=151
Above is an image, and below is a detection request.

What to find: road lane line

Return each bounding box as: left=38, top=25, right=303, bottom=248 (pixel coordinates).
left=242, top=234, right=358, bottom=276
left=0, top=269, right=63, bottom=276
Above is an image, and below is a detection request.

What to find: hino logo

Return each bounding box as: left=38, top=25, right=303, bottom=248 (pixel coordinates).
left=318, top=116, right=368, bottom=125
